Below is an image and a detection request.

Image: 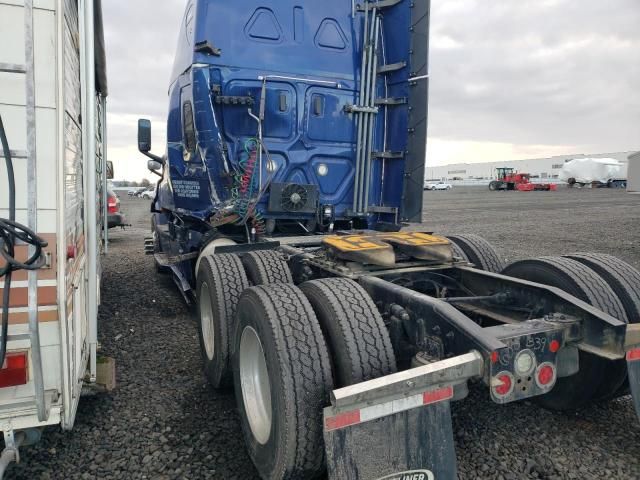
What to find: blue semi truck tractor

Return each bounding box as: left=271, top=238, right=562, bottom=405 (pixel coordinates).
left=138, top=1, right=640, bottom=478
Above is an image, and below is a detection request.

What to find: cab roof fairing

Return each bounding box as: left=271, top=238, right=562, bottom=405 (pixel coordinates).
left=170, top=0, right=363, bottom=86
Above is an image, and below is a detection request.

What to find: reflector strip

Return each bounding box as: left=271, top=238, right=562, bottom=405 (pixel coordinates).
left=324, top=409, right=361, bottom=431
left=325, top=386, right=453, bottom=432
left=423, top=386, right=454, bottom=405
left=627, top=348, right=640, bottom=362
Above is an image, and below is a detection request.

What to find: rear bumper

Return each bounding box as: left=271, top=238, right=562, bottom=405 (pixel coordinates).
left=108, top=213, right=126, bottom=229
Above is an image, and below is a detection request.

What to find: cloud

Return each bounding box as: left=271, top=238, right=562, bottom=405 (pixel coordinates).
left=428, top=0, right=640, bottom=164
left=102, top=0, right=185, bottom=181
left=106, top=112, right=167, bottom=182
left=102, top=0, right=640, bottom=179
left=427, top=139, right=576, bottom=167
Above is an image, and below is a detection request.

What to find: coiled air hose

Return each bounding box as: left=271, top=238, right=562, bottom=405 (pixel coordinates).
left=0, top=115, right=48, bottom=368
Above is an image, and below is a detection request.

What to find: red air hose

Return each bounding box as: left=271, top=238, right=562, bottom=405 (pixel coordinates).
left=240, top=148, right=257, bottom=196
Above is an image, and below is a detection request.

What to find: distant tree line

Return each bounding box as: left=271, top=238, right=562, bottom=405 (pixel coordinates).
left=112, top=179, right=151, bottom=188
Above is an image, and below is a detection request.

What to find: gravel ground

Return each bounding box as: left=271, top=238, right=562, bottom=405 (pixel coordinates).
left=420, top=186, right=640, bottom=270
left=11, top=187, right=640, bottom=479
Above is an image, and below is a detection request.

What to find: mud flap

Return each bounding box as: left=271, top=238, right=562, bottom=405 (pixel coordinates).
left=627, top=349, right=640, bottom=419
left=323, top=352, right=484, bottom=480
left=324, top=398, right=456, bottom=480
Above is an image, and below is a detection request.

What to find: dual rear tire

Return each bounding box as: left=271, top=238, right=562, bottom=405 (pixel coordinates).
left=232, top=284, right=333, bottom=479
left=447, top=234, right=505, bottom=272
left=563, top=253, right=640, bottom=397
left=503, top=254, right=640, bottom=410
left=300, top=278, right=396, bottom=388
left=197, top=251, right=396, bottom=479
left=196, top=254, right=249, bottom=389
left=242, top=250, right=293, bottom=285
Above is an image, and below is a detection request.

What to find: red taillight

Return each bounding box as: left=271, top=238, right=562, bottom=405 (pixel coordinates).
left=549, top=340, right=560, bottom=353
left=627, top=348, right=640, bottom=362
left=0, top=352, right=28, bottom=388
left=536, top=363, right=556, bottom=388
left=107, top=195, right=118, bottom=214
left=492, top=372, right=514, bottom=397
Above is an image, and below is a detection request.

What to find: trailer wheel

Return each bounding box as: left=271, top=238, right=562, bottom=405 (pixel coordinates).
left=300, top=278, right=397, bottom=387
left=242, top=250, right=293, bottom=285
left=447, top=234, right=504, bottom=273
left=196, top=254, right=249, bottom=389
left=233, top=284, right=333, bottom=480
left=563, top=253, right=640, bottom=397
left=502, top=256, right=628, bottom=410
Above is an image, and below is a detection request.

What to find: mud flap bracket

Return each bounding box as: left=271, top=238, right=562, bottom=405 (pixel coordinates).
left=625, top=324, right=640, bottom=419
left=324, top=351, right=483, bottom=480
left=627, top=348, right=640, bottom=419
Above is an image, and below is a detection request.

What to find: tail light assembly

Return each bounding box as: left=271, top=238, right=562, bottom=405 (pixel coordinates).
left=107, top=195, right=118, bottom=214
left=535, top=362, right=557, bottom=389
left=491, top=371, right=515, bottom=399
left=0, top=352, right=29, bottom=388
left=489, top=337, right=561, bottom=403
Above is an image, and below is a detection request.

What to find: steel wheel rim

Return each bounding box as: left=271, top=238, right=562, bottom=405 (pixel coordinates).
left=200, top=283, right=215, bottom=361
left=240, top=326, right=272, bottom=445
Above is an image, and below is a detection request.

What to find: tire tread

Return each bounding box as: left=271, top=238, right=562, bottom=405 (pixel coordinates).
left=448, top=234, right=504, bottom=272
left=198, top=253, right=249, bottom=387
left=238, top=284, right=332, bottom=479
left=243, top=250, right=293, bottom=285
left=301, top=278, right=396, bottom=387
left=565, top=253, right=640, bottom=324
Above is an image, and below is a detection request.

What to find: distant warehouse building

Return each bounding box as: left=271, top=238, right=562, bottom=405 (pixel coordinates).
left=425, top=151, right=636, bottom=183
left=629, top=152, right=640, bottom=193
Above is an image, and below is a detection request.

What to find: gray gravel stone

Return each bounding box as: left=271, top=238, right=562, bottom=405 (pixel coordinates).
left=9, top=188, right=640, bottom=479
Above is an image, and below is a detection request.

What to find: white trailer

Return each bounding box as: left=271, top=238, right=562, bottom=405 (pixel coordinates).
left=0, top=0, right=110, bottom=474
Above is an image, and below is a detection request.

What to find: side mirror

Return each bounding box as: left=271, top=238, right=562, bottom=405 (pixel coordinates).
left=138, top=119, right=152, bottom=153
left=106, top=160, right=114, bottom=179
left=147, top=159, right=162, bottom=177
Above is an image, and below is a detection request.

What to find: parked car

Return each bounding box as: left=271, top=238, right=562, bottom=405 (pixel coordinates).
left=426, top=182, right=452, bottom=191
left=433, top=182, right=453, bottom=190
left=141, top=187, right=156, bottom=200
left=107, top=189, right=127, bottom=228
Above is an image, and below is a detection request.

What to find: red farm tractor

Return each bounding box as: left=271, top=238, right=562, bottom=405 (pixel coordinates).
left=489, top=167, right=558, bottom=191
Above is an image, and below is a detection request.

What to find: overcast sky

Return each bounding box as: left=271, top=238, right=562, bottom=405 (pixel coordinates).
left=103, top=0, right=640, bottom=182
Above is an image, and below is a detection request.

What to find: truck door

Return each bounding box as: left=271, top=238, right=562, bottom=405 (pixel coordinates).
left=167, top=81, right=212, bottom=212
